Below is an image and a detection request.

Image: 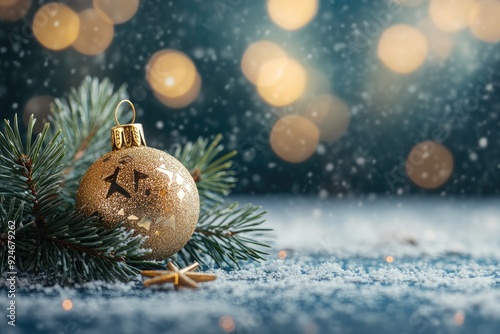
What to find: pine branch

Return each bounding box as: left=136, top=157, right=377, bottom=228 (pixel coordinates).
left=174, top=134, right=237, bottom=207
left=47, top=76, right=129, bottom=203
left=0, top=115, right=65, bottom=224
left=0, top=77, right=273, bottom=284
left=0, top=114, right=154, bottom=283
left=176, top=202, right=272, bottom=268
left=173, top=135, right=272, bottom=268
left=15, top=208, right=151, bottom=284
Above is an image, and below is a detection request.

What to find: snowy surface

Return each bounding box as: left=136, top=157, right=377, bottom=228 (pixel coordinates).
left=2, top=196, right=500, bottom=334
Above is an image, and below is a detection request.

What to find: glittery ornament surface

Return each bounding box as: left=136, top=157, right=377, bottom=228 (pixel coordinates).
left=76, top=146, right=200, bottom=260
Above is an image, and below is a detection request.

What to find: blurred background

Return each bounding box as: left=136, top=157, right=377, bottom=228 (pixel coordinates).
left=1, top=0, right=499, bottom=197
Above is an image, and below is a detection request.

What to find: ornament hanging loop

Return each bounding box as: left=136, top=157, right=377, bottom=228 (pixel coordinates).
left=115, top=99, right=136, bottom=125
left=111, top=100, right=146, bottom=151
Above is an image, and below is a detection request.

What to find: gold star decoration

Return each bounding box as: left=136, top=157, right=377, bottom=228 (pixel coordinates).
left=141, top=262, right=216, bottom=289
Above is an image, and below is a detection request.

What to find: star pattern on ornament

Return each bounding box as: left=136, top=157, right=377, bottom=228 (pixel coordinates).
left=141, top=262, right=216, bottom=289
left=133, top=169, right=149, bottom=192
left=104, top=167, right=151, bottom=199
left=104, top=167, right=131, bottom=199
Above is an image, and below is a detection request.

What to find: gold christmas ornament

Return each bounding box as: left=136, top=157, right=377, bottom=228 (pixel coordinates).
left=76, top=100, right=200, bottom=260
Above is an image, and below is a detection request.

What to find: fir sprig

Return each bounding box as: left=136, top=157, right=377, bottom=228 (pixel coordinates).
left=0, top=115, right=65, bottom=224
left=0, top=116, right=154, bottom=283
left=16, top=209, right=150, bottom=283
left=0, top=77, right=272, bottom=283
left=178, top=202, right=272, bottom=268
left=47, top=77, right=129, bottom=202
left=174, top=134, right=237, bottom=208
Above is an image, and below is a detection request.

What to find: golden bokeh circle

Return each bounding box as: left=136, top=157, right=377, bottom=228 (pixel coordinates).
left=93, top=0, right=139, bottom=24
left=256, top=57, right=291, bottom=89
left=0, top=0, right=31, bottom=21
left=257, top=58, right=307, bottom=106
left=154, top=73, right=202, bottom=109
left=267, top=0, right=318, bottom=30
left=304, top=95, right=350, bottom=142
left=429, top=0, right=476, bottom=32
left=377, top=24, right=429, bottom=74
left=219, top=316, right=236, bottom=333
left=468, top=0, right=500, bottom=43
left=146, top=49, right=198, bottom=99
left=33, top=4, right=80, bottom=51
left=406, top=141, right=454, bottom=189
left=241, top=40, right=288, bottom=87
left=270, top=115, right=319, bottom=163
left=73, top=9, right=114, bottom=55
left=61, top=299, right=73, bottom=311
left=22, top=95, right=55, bottom=133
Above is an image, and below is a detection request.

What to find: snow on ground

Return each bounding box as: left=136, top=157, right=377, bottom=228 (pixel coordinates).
left=1, top=196, right=500, bottom=334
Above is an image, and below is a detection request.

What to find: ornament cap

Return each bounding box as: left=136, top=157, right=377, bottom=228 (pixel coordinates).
left=111, top=100, right=147, bottom=151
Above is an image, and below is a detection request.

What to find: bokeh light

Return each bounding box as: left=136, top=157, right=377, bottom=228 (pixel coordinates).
left=278, top=250, right=287, bottom=259
left=417, top=18, right=454, bottom=61
left=146, top=49, right=198, bottom=99
left=0, top=0, right=31, bottom=21
left=73, top=9, right=114, bottom=55
left=270, top=115, right=319, bottom=163
left=377, top=24, right=428, bottom=74
left=406, top=141, right=454, bottom=189
left=241, top=40, right=288, bottom=87
left=23, top=95, right=55, bottom=133
left=257, top=59, right=307, bottom=106
left=256, top=57, right=291, bottom=89
left=33, top=4, right=80, bottom=51
left=304, top=95, right=350, bottom=142
left=93, top=0, right=139, bottom=24
left=267, top=0, right=318, bottom=31
left=454, top=311, right=465, bottom=326
left=429, top=0, right=476, bottom=32
left=386, top=256, right=394, bottom=263
left=219, top=315, right=236, bottom=333
left=154, top=73, right=202, bottom=109
left=468, top=0, right=500, bottom=43
left=61, top=299, right=73, bottom=311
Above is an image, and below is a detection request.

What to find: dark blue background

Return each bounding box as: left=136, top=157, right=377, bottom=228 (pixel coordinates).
left=1, top=0, right=499, bottom=196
